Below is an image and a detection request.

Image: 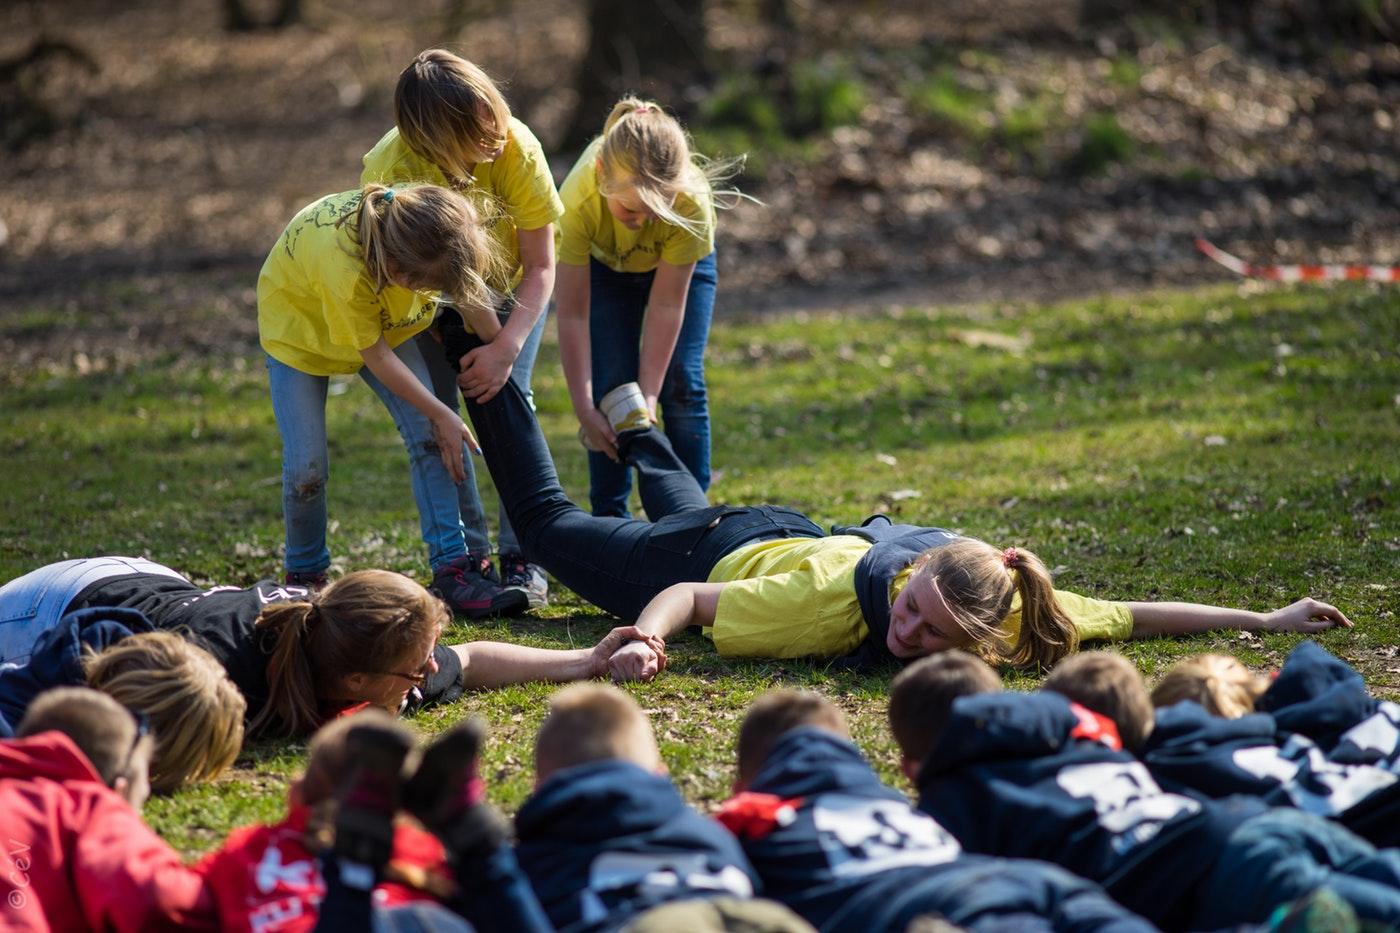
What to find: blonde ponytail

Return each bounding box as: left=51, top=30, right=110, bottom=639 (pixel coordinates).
left=597, top=96, right=751, bottom=238
left=340, top=183, right=506, bottom=316
left=1004, top=548, right=1079, bottom=670
left=251, top=601, right=320, bottom=737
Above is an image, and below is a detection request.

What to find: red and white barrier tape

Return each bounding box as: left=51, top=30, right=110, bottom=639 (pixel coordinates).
left=1196, top=238, right=1400, bottom=283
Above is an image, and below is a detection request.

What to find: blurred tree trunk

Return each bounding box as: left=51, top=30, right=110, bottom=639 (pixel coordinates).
left=561, top=0, right=709, bottom=151
left=223, top=0, right=301, bottom=31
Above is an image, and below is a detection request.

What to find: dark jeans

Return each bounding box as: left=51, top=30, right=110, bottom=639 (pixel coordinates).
left=1190, top=808, right=1400, bottom=929
left=587, top=253, right=716, bottom=517
left=459, top=351, right=822, bottom=621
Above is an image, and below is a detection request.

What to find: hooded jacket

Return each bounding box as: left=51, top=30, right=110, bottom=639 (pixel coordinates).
left=194, top=802, right=450, bottom=933
left=0, top=606, right=152, bottom=732
left=514, top=759, right=758, bottom=932
left=917, top=691, right=1264, bottom=927
left=718, top=727, right=963, bottom=932
left=0, top=731, right=215, bottom=932
left=1259, top=641, right=1400, bottom=768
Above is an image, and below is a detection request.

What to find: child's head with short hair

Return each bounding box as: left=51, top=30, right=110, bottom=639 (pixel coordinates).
left=534, top=684, right=661, bottom=783
left=888, top=650, right=1001, bottom=780
left=343, top=184, right=506, bottom=318
left=1151, top=653, right=1268, bottom=719
left=595, top=97, right=745, bottom=238
left=1041, top=651, right=1154, bottom=753
left=395, top=49, right=511, bottom=183
left=252, top=569, right=452, bottom=738
left=82, top=631, right=245, bottom=793
left=18, top=686, right=155, bottom=806
left=297, top=707, right=401, bottom=807
left=735, top=690, right=848, bottom=790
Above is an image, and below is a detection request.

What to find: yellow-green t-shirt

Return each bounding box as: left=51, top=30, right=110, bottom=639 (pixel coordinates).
left=556, top=137, right=715, bottom=273
left=705, top=536, right=1133, bottom=659
left=257, top=189, right=437, bottom=376
left=359, top=117, right=564, bottom=292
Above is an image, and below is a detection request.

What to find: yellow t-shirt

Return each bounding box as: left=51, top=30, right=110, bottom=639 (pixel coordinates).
left=556, top=137, right=715, bottom=273
left=359, top=117, right=564, bottom=292
left=257, top=189, right=437, bottom=376
left=705, top=536, right=1133, bottom=659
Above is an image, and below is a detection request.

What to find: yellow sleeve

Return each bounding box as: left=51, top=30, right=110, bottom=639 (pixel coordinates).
left=1003, top=588, right=1134, bottom=644
left=494, top=123, right=564, bottom=231
left=709, top=571, right=867, bottom=659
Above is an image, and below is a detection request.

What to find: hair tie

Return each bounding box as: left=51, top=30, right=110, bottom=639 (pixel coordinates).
left=382, top=189, right=395, bottom=203
left=303, top=603, right=322, bottom=638
left=1001, top=547, right=1018, bottom=569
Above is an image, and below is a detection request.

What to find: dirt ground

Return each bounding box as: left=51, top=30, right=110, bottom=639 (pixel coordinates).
left=1, top=0, right=1397, bottom=372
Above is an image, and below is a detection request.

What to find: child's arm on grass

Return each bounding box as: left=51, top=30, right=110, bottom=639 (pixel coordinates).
left=449, top=625, right=666, bottom=689
left=359, top=337, right=478, bottom=482
left=608, top=581, right=727, bottom=681
left=1127, top=597, right=1352, bottom=638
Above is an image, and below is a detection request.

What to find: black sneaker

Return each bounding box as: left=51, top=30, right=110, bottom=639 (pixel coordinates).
left=333, top=717, right=415, bottom=876
left=403, top=718, right=510, bottom=861
left=285, top=569, right=329, bottom=592
left=431, top=554, right=529, bottom=619
left=499, top=553, right=548, bottom=610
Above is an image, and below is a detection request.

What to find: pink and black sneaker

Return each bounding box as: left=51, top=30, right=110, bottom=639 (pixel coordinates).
left=431, top=554, right=529, bottom=620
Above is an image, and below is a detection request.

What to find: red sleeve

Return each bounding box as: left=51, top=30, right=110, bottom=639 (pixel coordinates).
left=73, top=794, right=218, bottom=933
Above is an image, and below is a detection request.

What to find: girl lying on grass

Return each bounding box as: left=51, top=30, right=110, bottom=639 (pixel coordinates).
left=0, top=557, right=662, bottom=741
left=448, top=363, right=1352, bottom=679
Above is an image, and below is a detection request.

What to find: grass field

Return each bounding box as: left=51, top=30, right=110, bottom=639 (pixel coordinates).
left=2, top=282, right=1397, bottom=856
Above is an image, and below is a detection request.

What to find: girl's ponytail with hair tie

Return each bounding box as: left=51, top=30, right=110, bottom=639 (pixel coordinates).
left=382, top=188, right=395, bottom=204
left=1001, top=546, right=1018, bottom=569
left=302, top=602, right=322, bottom=639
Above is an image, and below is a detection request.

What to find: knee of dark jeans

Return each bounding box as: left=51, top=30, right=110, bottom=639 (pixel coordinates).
left=659, top=379, right=708, bottom=416
left=289, top=465, right=327, bottom=501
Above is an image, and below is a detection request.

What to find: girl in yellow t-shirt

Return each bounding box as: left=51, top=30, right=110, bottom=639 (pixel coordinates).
left=555, top=97, right=744, bottom=520
left=258, top=183, right=516, bottom=605
left=361, top=49, right=563, bottom=611
left=447, top=378, right=1354, bottom=682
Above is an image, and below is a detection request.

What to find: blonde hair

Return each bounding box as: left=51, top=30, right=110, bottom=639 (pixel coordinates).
left=737, top=690, right=849, bottom=786
left=534, top=684, right=660, bottom=781
left=914, top=539, right=1078, bottom=671
left=81, top=632, right=245, bottom=793
left=251, top=570, right=449, bottom=739
left=596, top=97, right=748, bottom=238
left=1042, top=651, right=1154, bottom=753
left=340, top=183, right=506, bottom=317
left=1151, top=654, right=1269, bottom=719
left=19, top=687, right=148, bottom=789
left=395, top=49, right=511, bottom=185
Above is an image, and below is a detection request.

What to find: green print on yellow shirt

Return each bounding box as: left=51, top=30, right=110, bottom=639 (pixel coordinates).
left=257, top=190, right=437, bottom=377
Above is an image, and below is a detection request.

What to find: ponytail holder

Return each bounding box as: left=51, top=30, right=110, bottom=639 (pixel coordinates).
left=1001, top=547, right=1018, bottom=569
left=382, top=189, right=395, bottom=203
left=303, top=603, right=322, bottom=638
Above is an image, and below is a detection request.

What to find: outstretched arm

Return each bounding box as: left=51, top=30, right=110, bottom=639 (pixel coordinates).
left=1127, top=597, right=1352, bottom=639
left=607, top=582, right=727, bottom=682
left=450, top=626, right=666, bottom=690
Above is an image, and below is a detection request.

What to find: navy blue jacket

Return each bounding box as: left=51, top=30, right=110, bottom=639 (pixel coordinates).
left=513, top=759, right=757, bottom=933
left=719, top=727, right=966, bottom=932
left=917, top=691, right=1264, bottom=927
left=0, top=606, right=151, bottom=732
left=1143, top=700, right=1400, bottom=847
left=1259, top=641, right=1400, bottom=770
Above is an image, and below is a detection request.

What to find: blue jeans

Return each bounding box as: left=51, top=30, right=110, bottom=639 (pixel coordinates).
left=267, top=339, right=473, bottom=575
left=0, top=557, right=184, bottom=667
left=419, top=306, right=547, bottom=554
left=587, top=253, right=716, bottom=518
left=1192, top=808, right=1400, bottom=929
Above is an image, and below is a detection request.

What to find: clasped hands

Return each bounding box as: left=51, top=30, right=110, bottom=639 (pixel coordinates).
left=589, top=626, right=668, bottom=683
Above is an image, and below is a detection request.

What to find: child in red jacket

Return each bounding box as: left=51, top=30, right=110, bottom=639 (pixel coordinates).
left=0, top=687, right=216, bottom=932
left=194, top=711, right=454, bottom=932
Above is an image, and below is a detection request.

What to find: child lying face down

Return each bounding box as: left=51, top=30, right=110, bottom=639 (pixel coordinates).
left=1141, top=644, right=1400, bottom=848
left=3, top=687, right=215, bottom=932
left=513, top=684, right=778, bottom=932
left=720, top=688, right=1155, bottom=933
left=891, top=649, right=1400, bottom=930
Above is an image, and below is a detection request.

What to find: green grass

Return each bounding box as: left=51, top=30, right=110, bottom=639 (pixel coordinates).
left=3, top=283, right=1398, bottom=856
